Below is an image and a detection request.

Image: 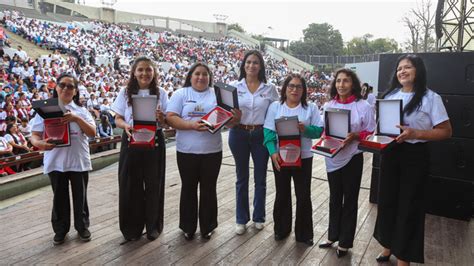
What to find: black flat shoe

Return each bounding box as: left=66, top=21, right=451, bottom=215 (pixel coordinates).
left=336, top=248, right=348, bottom=258
left=184, top=233, right=194, bottom=240
left=202, top=231, right=213, bottom=239
left=274, top=233, right=289, bottom=241
left=147, top=230, right=159, bottom=241
left=318, top=241, right=334, bottom=248
left=53, top=233, right=66, bottom=245
left=297, top=239, right=313, bottom=246
left=375, top=252, right=391, bottom=262
left=124, top=236, right=141, bottom=241
left=78, top=229, right=91, bottom=242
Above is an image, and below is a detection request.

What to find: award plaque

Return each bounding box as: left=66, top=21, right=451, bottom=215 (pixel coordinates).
left=130, top=94, right=158, bottom=149
left=32, top=98, right=70, bottom=147
left=358, top=99, right=402, bottom=153
left=201, top=82, right=239, bottom=134
left=311, top=108, right=351, bottom=158
left=275, top=116, right=301, bottom=168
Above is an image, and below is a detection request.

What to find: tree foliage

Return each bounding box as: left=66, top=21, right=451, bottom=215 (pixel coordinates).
left=345, top=34, right=400, bottom=55
left=289, top=23, right=344, bottom=56
left=228, top=23, right=245, bottom=33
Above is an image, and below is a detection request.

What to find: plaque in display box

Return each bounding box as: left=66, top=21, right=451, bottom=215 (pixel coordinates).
left=201, top=82, right=239, bottom=134
left=358, top=99, right=402, bottom=153
left=32, top=98, right=70, bottom=147
left=311, top=108, right=351, bottom=158
left=130, top=94, right=158, bottom=149
left=275, top=116, right=301, bottom=168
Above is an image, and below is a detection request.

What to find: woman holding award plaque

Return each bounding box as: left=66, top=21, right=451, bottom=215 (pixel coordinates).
left=166, top=62, right=239, bottom=240
left=373, top=54, right=451, bottom=265
left=30, top=73, right=96, bottom=245
left=263, top=74, right=323, bottom=245
left=229, top=50, right=279, bottom=235
left=318, top=69, right=375, bottom=257
left=111, top=56, right=168, bottom=241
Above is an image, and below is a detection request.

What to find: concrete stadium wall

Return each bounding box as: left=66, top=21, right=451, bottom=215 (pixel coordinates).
left=265, top=45, right=314, bottom=71
left=227, top=30, right=313, bottom=71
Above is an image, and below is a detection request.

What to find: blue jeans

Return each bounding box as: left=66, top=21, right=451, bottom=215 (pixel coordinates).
left=228, top=127, right=269, bottom=224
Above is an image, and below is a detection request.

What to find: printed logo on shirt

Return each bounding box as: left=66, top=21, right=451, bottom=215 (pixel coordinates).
left=238, top=90, right=247, bottom=96
left=188, top=105, right=207, bottom=118
left=185, top=100, right=197, bottom=103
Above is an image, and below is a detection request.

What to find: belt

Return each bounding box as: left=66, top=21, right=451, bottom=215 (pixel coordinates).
left=237, top=124, right=263, bottom=131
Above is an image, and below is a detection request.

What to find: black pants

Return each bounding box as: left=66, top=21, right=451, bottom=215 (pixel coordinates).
left=326, top=153, right=363, bottom=248
left=177, top=151, right=222, bottom=235
left=118, top=130, right=166, bottom=240
left=272, top=158, right=313, bottom=242
left=373, top=142, right=428, bottom=263
left=48, top=171, right=90, bottom=235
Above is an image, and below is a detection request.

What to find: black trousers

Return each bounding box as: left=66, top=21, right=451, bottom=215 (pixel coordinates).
left=118, top=130, right=166, bottom=239
left=177, top=151, right=222, bottom=235
left=373, top=142, right=428, bottom=263
left=272, top=158, right=313, bottom=242
left=326, top=153, right=363, bottom=249
left=48, top=171, right=90, bottom=235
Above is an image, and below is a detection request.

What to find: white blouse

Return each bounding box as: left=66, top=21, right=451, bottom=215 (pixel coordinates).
left=31, top=101, right=96, bottom=174
left=230, top=79, right=279, bottom=125
left=322, top=99, right=376, bottom=172
left=384, top=88, right=449, bottom=143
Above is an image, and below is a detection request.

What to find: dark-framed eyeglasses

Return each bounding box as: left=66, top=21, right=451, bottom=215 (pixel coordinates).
left=287, top=84, right=303, bottom=90
left=58, top=83, right=76, bottom=90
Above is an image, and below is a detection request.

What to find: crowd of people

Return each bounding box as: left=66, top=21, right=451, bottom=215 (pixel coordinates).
left=0, top=7, right=455, bottom=266
left=0, top=9, right=334, bottom=176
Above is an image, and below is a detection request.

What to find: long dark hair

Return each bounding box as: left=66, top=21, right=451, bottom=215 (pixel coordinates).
left=280, top=73, right=308, bottom=108
left=100, top=114, right=111, bottom=132
left=382, top=54, right=427, bottom=115
left=52, top=73, right=82, bottom=107
left=238, top=50, right=267, bottom=83
left=126, top=56, right=160, bottom=105
left=183, top=62, right=213, bottom=88
left=329, top=68, right=363, bottom=100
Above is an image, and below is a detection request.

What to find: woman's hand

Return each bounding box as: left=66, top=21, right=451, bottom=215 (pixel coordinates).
left=190, top=121, right=208, bottom=132
left=61, top=111, right=80, bottom=124
left=156, top=109, right=165, bottom=125
left=228, top=108, right=242, bottom=127
left=39, top=139, right=57, bottom=150
left=395, top=125, right=419, bottom=143
left=271, top=153, right=282, bottom=172
left=342, top=132, right=359, bottom=147
left=298, top=122, right=305, bottom=133
left=123, top=123, right=132, bottom=138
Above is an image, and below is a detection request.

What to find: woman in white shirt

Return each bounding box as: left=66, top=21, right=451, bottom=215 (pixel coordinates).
left=318, top=69, right=375, bottom=257
left=263, top=74, right=323, bottom=245
left=229, top=50, right=279, bottom=235
left=111, top=56, right=167, bottom=242
left=373, top=54, right=452, bottom=265
left=30, top=73, right=96, bottom=245
left=166, top=62, right=239, bottom=240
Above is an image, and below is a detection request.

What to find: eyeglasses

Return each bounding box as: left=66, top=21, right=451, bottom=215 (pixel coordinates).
left=287, top=84, right=303, bottom=90
left=58, top=83, right=76, bottom=90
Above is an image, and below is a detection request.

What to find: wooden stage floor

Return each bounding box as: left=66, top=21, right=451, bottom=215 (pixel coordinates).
left=1, top=133, right=472, bottom=265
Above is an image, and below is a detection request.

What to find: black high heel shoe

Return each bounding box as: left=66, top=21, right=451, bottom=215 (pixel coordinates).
left=336, top=248, right=348, bottom=258
left=202, top=231, right=213, bottom=239
left=375, top=252, right=392, bottom=262
left=318, top=241, right=334, bottom=248
left=184, top=232, right=194, bottom=240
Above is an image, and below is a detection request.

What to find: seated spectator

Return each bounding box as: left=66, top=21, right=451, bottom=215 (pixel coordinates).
left=5, top=123, right=31, bottom=171
left=19, top=117, right=32, bottom=140
left=97, top=114, right=116, bottom=151
left=15, top=101, right=28, bottom=121
left=0, top=132, right=16, bottom=176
